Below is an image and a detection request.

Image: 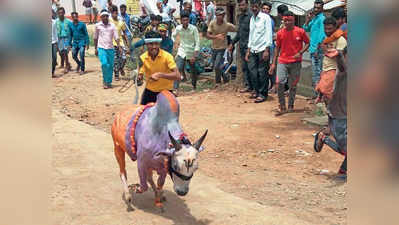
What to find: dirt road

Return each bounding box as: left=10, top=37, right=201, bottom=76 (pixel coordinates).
left=52, top=56, right=346, bottom=225
left=52, top=110, right=310, bottom=225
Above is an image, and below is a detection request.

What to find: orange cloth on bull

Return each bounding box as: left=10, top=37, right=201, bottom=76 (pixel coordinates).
left=316, top=69, right=337, bottom=100
left=323, top=29, right=347, bottom=45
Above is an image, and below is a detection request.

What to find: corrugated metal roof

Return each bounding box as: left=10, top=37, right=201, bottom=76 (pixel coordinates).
left=270, top=0, right=344, bottom=16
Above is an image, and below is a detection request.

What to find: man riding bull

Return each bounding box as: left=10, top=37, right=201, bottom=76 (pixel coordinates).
left=138, top=31, right=181, bottom=105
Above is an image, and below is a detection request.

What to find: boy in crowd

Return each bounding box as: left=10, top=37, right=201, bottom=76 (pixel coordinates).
left=110, top=5, right=130, bottom=80
left=56, top=7, right=73, bottom=74
left=207, top=7, right=236, bottom=86
left=172, top=11, right=200, bottom=91
left=70, top=12, right=90, bottom=75
left=94, top=10, right=121, bottom=89
left=269, top=11, right=309, bottom=115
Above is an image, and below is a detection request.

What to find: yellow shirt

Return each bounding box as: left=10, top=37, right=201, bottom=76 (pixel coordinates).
left=110, top=18, right=126, bottom=47
left=323, top=36, right=347, bottom=72
left=139, top=49, right=177, bottom=92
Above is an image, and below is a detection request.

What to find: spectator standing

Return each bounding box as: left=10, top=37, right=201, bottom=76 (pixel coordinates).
left=56, top=7, right=73, bottom=74
left=92, top=0, right=99, bottom=24
left=162, top=0, right=176, bottom=36
left=138, top=31, right=180, bottom=105
left=277, top=4, right=288, bottom=30
left=207, top=8, right=236, bottom=86
left=172, top=12, right=200, bottom=91
left=205, top=1, right=216, bottom=25
left=52, top=11, right=58, bottom=77
left=119, top=4, right=132, bottom=43
left=145, top=14, right=162, bottom=32
left=269, top=11, right=310, bottom=115
left=230, top=0, right=252, bottom=93
left=110, top=5, right=130, bottom=80
left=133, top=23, right=174, bottom=54
left=245, top=0, right=273, bottom=103
left=83, top=0, right=94, bottom=24
left=261, top=1, right=276, bottom=93
left=70, top=12, right=90, bottom=75
left=330, top=7, right=347, bottom=39
left=94, top=10, right=121, bottom=89
left=303, top=0, right=326, bottom=96
left=183, top=1, right=197, bottom=25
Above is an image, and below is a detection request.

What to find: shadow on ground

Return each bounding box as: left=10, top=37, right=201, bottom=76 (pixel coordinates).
left=125, top=189, right=212, bottom=225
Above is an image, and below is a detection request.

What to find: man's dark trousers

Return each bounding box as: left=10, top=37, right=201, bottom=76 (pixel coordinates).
left=248, top=50, right=269, bottom=99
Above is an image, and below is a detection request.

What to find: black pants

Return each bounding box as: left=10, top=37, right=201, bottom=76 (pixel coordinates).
left=239, top=48, right=253, bottom=90
left=52, top=43, right=57, bottom=74
left=140, top=89, right=174, bottom=105
left=248, top=50, right=269, bottom=99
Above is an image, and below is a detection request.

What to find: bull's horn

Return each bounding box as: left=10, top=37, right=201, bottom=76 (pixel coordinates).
left=194, top=129, right=208, bottom=151
left=168, top=131, right=182, bottom=151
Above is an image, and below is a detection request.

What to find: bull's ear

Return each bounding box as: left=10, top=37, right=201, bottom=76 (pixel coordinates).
left=194, top=129, right=208, bottom=151
left=168, top=131, right=182, bottom=151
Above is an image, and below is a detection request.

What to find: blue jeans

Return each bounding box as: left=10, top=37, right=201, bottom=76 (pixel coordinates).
left=72, top=45, right=86, bottom=71
left=98, top=48, right=115, bottom=85
left=212, top=49, right=228, bottom=83
left=310, top=48, right=324, bottom=87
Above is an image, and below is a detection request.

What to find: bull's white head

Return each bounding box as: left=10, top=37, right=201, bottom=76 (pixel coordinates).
left=168, top=130, right=208, bottom=196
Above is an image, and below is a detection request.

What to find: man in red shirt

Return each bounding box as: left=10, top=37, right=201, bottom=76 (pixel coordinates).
left=269, top=11, right=310, bottom=115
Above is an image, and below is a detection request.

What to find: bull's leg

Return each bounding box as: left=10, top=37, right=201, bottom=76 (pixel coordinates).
left=114, top=145, right=132, bottom=203
left=157, top=173, right=167, bottom=202
left=147, top=170, right=163, bottom=208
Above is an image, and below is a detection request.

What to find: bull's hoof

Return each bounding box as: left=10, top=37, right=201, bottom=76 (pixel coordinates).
left=124, top=192, right=132, bottom=203
left=155, top=202, right=165, bottom=213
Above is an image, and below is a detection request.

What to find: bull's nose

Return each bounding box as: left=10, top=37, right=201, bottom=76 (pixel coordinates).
left=176, top=189, right=188, bottom=196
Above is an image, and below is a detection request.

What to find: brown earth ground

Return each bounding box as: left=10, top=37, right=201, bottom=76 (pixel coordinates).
left=52, top=55, right=346, bottom=225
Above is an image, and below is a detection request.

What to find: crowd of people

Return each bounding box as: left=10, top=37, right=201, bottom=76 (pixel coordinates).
left=51, top=0, right=347, bottom=180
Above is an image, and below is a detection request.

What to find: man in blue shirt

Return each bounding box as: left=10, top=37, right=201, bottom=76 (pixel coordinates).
left=119, top=4, right=132, bottom=43
left=303, top=0, right=326, bottom=93
left=183, top=1, right=197, bottom=25
left=70, top=12, right=89, bottom=75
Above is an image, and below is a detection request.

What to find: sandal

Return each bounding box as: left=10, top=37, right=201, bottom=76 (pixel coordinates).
left=249, top=93, right=258, bottom=99
left=254, top=96, right=266, bottom=103
left=274, top=105, right=287, bottom=116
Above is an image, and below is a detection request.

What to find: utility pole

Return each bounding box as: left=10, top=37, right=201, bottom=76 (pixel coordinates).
left=72, top=0, right=77, bottom=12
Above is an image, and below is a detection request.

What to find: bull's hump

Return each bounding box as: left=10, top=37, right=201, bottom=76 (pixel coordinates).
left=159, top=90, right=178, bottom=113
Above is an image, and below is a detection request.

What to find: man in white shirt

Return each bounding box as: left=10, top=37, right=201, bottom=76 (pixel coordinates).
left=52, top=10, right=58, bottom=77
left=245, top=0, right=273, bottom=103
left=172, top=11, right=200, bottom=91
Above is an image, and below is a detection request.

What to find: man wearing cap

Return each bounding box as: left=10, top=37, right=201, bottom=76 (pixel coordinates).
left=172, top=11, right=200, bottom=91
left=94, top=9, right=121, bottom=89
left=245, top=0, right=273, bottom=103
left=207, top=7, right=236, bottom=86
left=138, top=31, right=180, bottom=104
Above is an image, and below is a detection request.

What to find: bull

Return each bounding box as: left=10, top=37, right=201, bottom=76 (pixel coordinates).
left=111, top=90, right=208, bottom=209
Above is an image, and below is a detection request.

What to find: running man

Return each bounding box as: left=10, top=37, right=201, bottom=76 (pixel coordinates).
left=138, top=31, right=180, bottom=105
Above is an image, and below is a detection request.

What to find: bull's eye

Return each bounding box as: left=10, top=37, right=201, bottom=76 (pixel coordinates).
left=173, top=162, right=179, bottom=171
